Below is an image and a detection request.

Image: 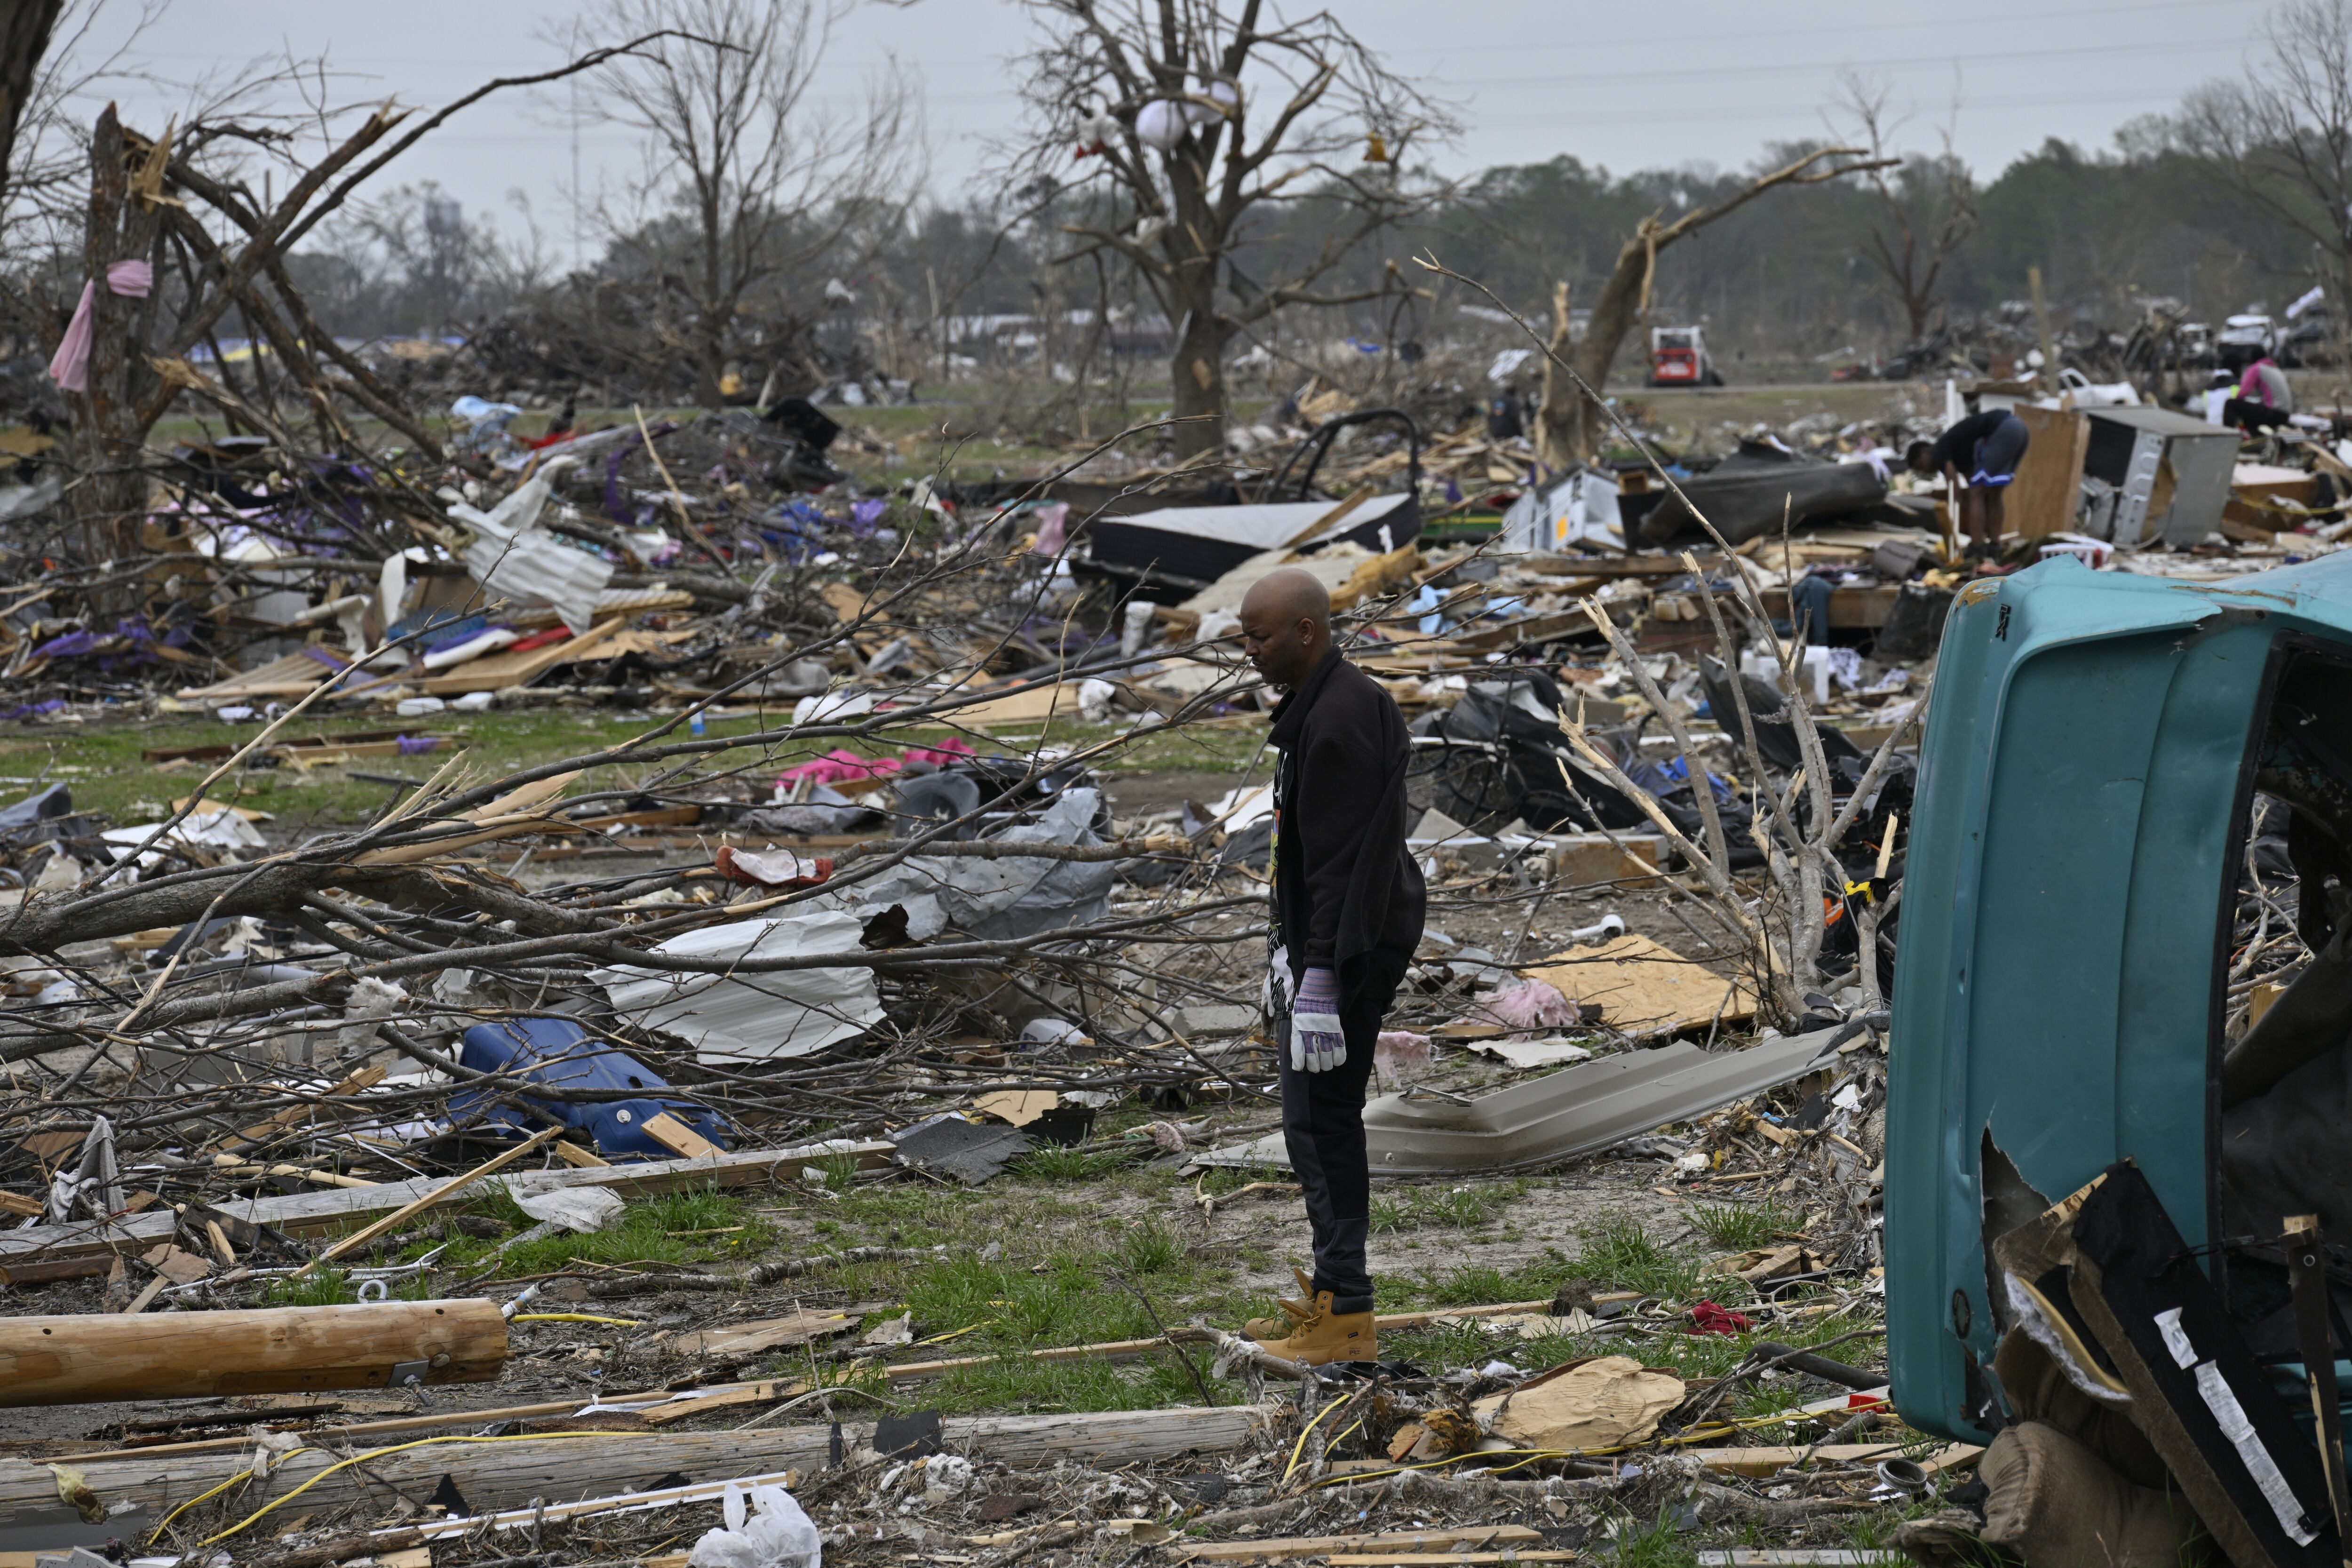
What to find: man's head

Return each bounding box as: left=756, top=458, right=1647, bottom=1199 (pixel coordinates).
left=1904, top=439, right=1935, bottom=475
left=1237, top=568, right=1333, bottom=690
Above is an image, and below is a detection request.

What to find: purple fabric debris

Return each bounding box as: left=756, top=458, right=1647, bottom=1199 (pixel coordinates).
left=396, top=734, right=439, bottom=755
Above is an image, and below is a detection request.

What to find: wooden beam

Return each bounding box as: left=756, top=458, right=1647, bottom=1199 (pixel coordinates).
left=1687, top=1441, right=1982, bottom=1478
left=1182, top=1527, right=1543, bottom=1561
left=304, top=1126, right=564, bottom=1272
left=0, top=1300, right=506, bottom=1407
left=0, top=1404, right=1279, bottom=1517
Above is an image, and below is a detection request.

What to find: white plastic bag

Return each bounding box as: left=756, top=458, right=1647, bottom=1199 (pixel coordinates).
left=686, top=1482, right=822, bottom=1568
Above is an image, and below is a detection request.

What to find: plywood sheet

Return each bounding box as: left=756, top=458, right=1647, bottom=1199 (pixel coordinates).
left=952, top=682, right=1081, bottom=726
left=418, top=614, right=625, bottom=694
left=1525, top=933, right=1755, bottom=1036
left=2004, top=405, right=2088, bottom=539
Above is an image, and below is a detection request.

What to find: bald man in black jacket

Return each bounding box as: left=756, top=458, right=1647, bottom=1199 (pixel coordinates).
left=1232, top=568, right=1426, bottom=1365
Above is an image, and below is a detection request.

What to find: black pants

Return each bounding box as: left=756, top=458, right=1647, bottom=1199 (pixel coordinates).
left=1276, top=997, right=1384, bottom=1313
left=2225, top=397, right=2291, bottom=435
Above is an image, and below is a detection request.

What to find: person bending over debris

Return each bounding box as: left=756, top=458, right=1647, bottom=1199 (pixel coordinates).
left=1907, top=408, right=2030, bottom=559
left=2226, top=350, right=2295, bottom=436
left=1233, top=568, right=1426, bottom=1366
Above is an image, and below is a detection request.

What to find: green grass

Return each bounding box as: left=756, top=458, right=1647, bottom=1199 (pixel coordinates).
left=1370, top=1179, right=1528, bottom=1234
left=387, top=1186, right=767, bottom=1275
left=1688, top=1199, right=1800, bottom=1252
left=1607, top=1510, right=1700, bottom=1568
left=1009, top=1144, right=1144, bottom=1181
left=16, top=693, right=1265, bottom=833
left=1576, top=1215, right=1707, bottom=1299
left=1196, top=1164, right=1293, bottom=1196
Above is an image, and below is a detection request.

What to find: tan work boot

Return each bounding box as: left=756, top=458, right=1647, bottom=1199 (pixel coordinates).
left=1246, top=1288, right=1376, bottom=1367
left=1244, top=1266, right=1319, bottom=1340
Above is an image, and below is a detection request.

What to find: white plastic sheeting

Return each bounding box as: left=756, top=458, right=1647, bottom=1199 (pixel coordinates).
left=595, top=909, right=883, bottom=1063
left=445, top=455, right=613, bottom=636
left=809, top=787, right=1117, bottom=943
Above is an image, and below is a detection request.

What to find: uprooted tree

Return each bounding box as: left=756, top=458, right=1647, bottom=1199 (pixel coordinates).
left=1009, top=0, right=1457, bottom=461
left=1533, top=144, right=1889, bottom=468
left=52, top=40, right=682, bottom=568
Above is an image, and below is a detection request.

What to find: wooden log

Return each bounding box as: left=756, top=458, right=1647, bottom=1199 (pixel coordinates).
left=0, top=1404, right=1278, bottom=1517
left=0, top=1300, right=507, bottom=1407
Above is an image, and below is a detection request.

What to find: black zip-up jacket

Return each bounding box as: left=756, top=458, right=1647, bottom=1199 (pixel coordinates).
left=1268, top=648, right=1427, bottom=1015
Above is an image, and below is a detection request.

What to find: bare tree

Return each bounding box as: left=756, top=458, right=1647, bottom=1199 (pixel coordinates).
left=564, top=0, right=917, bottom=408
left=2181, top=0, right=2352, bottom=339
left=52, top=37, right=687, bottom=565
left=1007, top=0, right=1458, bottom=461
left=1534, top=145, right=1888, bottom=468
left=1832, top=73, right=1977, bottom=347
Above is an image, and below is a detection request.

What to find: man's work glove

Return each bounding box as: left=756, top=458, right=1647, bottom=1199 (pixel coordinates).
left=1291, top=966, right=1346, bottom=1073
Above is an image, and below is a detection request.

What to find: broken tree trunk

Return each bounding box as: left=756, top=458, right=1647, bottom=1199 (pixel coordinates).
left=4, top=1405, right=1282, bottom=1517
left=0, top=1300, right=506, bottom=1406
left=1534, top=145, right=1885, bottom=467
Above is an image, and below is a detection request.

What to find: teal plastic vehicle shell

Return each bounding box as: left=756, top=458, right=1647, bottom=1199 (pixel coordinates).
left=1885, top=550, right=2352, bottom=1441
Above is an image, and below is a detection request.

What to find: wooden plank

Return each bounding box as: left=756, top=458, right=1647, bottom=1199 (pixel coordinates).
left=1183, top=1527, right=1542, bottom=1560
left=0, top=1301, right=506, bottom=1407
left=417, top=614, right=627, bottom=696
left=305, top=1126, right=564, bottom=1272
left=637, top=1380, right=793, bottom=1426
left=2, top=1404, right=1280, bottom=1517
left=0, top=1140, right=898, bottom=1267
left=1525, top=933, right=1755, bottom=1036
left=641, top=1112, right=722, bottom=1160
left=952, top=682, right=1081, bottom=727
left=1328, top=1556, right=1577, bottom=1566
left=1752, top=585, right=1901, bottom=629
left=1529, top=552, right=1724, bottom=578
left=669, top=1312, right=859, bottom=1359
left=1688, top=1441, right=1982, bottom=1477
left=2005, top=404, right=2087, bottom=539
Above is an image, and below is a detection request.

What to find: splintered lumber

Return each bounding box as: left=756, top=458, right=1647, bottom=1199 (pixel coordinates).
left=6, top=1404, right=1279, bottom=1517
left=0, top=1300, right=506, bottom=1407
left=0, top=1139, right=896, bottom=1270
left=303, top=1125, right=564, bottom=1272
left=1183, top=1527, right=1544, bottom=1560
left=1689, top=1442, right=1983, bottom=1477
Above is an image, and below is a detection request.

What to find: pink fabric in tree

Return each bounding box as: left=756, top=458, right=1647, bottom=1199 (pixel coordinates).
left=48, top=261, right=155, bottom=392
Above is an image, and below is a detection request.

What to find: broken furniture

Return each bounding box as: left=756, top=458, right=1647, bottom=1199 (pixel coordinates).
left=2006, top=403, right=2235, bottom=545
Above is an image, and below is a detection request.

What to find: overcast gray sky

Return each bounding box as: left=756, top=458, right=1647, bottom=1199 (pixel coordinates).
left=67, top=0, right=2277, bottom=266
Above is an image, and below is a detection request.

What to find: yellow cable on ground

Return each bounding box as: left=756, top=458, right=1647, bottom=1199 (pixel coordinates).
left=509, top=1312, right=645, bottom=1327
left=1280, top=1397, right=1352, bottom=1485
left=188, top=1431, right=630, bottom=1547
left=152, top=1468, right=264, bottom=1536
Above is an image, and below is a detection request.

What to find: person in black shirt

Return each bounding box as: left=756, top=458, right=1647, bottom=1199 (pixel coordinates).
left=1907, top=408, right=2030, bottom=558
left=1231, top=568, right=1425, bottom=1366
